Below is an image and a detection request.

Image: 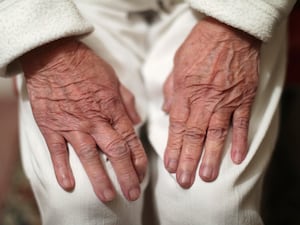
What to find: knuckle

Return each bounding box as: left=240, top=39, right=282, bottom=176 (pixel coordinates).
left=169, top=121, right=185, bottom=135
left=124, top=131, right=140, bottom=149
left=118, top=170, right=134, bottom=182
left=204, top=149, right=222, bottom=161
left=133, top=150, right=148, bottom=166
left=48, top=142, right=66, bottom=155
left=54, top=162, right=66, bottom=170
left=77, top=145, right=98, bottom=161
left=234, top=117, right=249, bottom=129
left=207, top=127, right=228, bottom=140
left=105, top=140, right=129, bottom=159
left=52, top=156, right=67, bottom=170
left=185, top=127, right=206, bottom=141
left=167, top=138, right=182, bottom=152
left=241, top=86, right=257, bottom=103
left=88, top=169, right=107, bottom=182
left=181, top=155, right=198, bottom=165
left=122, top=129, right=136, bottom=140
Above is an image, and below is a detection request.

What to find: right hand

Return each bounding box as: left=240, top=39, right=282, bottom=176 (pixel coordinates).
left=162, top=17, right=260, bottom=188
left=20, top=38, right=147, bottom=202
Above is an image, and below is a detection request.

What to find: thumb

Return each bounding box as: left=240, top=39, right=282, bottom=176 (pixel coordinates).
left=119, top=84, right=141, bottom=125
left=162, top=71, right=174, bottom=113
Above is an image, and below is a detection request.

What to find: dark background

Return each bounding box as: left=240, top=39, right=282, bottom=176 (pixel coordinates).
left=261, top=2, right=300, bottom=225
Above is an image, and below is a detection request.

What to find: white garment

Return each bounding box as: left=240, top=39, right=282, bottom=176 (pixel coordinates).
left=3, top=0, right=295, bottom=224
left=0, top=0, right=93, bottom=77
left=143, top=4, right=286, bottom=224
left=186, top=0, right=296, bottom=41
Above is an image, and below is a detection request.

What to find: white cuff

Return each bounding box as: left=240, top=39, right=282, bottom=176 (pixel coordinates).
left=0, top=0, right=93, bottom=77
left=186, top=0, right=296, bottom=42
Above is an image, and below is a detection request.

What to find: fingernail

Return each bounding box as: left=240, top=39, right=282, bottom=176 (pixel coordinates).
left=61, top=172, right=73, bottom=190
left=62, top=178, right=71, bottom=189
left=233, top=151, right=244, bottom=164
left=179, top=172, right=191, bottom=188
left=167, top=159, right=178, bottom=172
left=103, top=189, right=115, bottom=202
left=129, top=187, right=140, bottom=201
left=201, top=165, right=213, bottom=181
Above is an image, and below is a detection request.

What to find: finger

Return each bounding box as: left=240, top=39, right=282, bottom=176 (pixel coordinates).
left=91, top=123, right=141, bottom=201
left=119, top=84, right=141, bottom=125
left=162, top=71, right=174, bottom=113
left=111, top=112, right=148, bottom=183
left=199, top=110, right=232, bottom=182
left=64, top=131, right=116, bottom=202
left=176, top=104, right=210, bottom=188
left=231, top=105, right=251, bottom=164
left=164, top=94, right=189, bottom=173
left=43, top=130, right=74, bottom=191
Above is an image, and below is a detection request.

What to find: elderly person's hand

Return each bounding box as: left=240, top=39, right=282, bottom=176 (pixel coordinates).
left=163, top=17, right=261, bottom=188
left=20, top=38, right=147, bottom=202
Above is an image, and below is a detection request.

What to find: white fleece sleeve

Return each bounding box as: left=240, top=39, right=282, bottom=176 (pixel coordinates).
left=0, top=0, right=93, bottom=77
left=186, top=0, right=296, bottom=42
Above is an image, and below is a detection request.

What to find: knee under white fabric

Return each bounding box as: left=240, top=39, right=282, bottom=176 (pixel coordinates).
left=18, top=2, right=150, bottom=225
left=18, top=1, right=287, bottom=225
left=142, top=3, right=287, bottom=225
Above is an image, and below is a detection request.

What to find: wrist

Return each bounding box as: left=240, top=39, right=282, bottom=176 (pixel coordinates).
left=200, top=17, right=261, bottom=48
left=20, top=37, right=81, bottom=77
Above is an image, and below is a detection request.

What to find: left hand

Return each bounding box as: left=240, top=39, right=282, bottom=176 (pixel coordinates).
left=163, top=17, right=261, bottom=188
left=21, top=38, right=147, bottom=202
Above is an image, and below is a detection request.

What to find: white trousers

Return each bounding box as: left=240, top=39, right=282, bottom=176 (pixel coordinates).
left=18, top=1, right=287, bottom=225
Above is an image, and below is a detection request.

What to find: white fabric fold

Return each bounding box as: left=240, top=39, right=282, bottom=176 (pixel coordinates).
left=186, top=0, right=296, bottom=41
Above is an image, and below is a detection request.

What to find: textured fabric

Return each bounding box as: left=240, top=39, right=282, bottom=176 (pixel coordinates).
left=186, top=0, right=296, bottom=41
left=74, top=0, right=159, bottom=11
left=0, top=0, right=93, bottom=77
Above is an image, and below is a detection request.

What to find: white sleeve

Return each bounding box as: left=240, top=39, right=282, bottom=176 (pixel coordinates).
left=186, top=0, right=296, bottom=42
left=0, top=0, right=93, bottom=77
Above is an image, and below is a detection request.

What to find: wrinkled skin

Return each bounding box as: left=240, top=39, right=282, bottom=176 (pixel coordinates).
left=21, top=38, right=147, bottom=202
left=163, top=17, right=261, bottom=188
